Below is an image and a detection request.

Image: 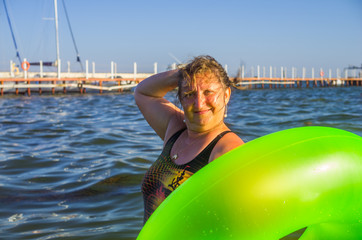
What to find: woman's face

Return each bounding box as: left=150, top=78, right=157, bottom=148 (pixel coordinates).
left=180, top=73, right=230, bottom=132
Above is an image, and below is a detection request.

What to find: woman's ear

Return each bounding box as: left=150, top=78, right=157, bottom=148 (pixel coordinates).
left=225, top=87, right=231, bottom=104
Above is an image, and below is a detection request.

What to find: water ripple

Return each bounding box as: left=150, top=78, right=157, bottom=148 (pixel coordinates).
left=0, top=88, right=361, bottom=238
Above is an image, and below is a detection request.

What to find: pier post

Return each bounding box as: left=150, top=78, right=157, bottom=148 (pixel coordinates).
left=344, top=69, right=348, bottom=86
left=269, top=66, right=272, bottom=89
left=63, top=79, right=66, bottom=94
left=86, top=60, right=89, bottom=80
left=257, top=65, right=260, bottom=89
left=57, top=59, right=61, bottom=80
left=312, top=68, right=316, bottom=87
left=54, top=59, right=60, bottom=94
left=134, top=62, right=137, bottom=80
left=24, top=58, right=28, bottom=80
left=24, top=58, right=30, bottom=96
left=250, top=67, right=254, bottom=88
left=10, top=60, right=14, bottom=78
left=21, top=58, right=31, bottom=96
left=52, top=79, right=55, bottom=94
left=118, top=80, right=122, bottom=93
left=61, top=61, right=65, bottom=94
left=269, top=66, right=272, bottom=79
left=292, top=67, right=296, bottom=88
left=336, top=68, right=340, bottom=87
left=154, top=62, right=158, bottom=74
left=40, top=61, right=43, bottom=78
left=328, top=68, right=332, bottom=86
left=303, top=67, right=307, bottom=87
left=262, top=66, right=265, bottom=89
left=27, top=79, right=31, bottom=96
left=284, top=67, right=287, bottom=78
left=111, top=61, right=114, bottom=80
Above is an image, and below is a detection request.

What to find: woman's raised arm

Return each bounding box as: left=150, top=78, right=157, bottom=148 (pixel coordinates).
left=134, top=69, right=184, bottom=140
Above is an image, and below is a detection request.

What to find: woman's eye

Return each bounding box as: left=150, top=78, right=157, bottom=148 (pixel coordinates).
left=204, top=90, right=213, bottom=95
left=183, top=92, right=194, bottom=98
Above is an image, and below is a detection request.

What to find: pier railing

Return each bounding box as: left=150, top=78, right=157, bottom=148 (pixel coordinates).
left=1, top=61, right=362, bottom=96
left=0, top=76, right=146, bottom=96
left=231, top=77, right=362, bottom=89
left=1, top=59, right=157, bottom=96
left=1, top=76, right=361, bottom=96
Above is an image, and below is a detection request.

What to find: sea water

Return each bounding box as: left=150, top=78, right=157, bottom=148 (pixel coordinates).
left=0, top=87, right=361, bottom=239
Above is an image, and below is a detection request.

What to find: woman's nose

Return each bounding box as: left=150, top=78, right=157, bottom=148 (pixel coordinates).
left=194, top=92, right=206, bottom=108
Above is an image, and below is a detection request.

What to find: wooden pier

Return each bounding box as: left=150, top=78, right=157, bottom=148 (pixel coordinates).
left=0, top=59, right=155, bottom=96
left=2, top=57, right=362, bottom=96
left=1, top=76, right=361, bottom=96
left=0, top=77, right=143, bottom=96
left=231, top=77, right=362, bottom=89
left=1, top=64, right=362, bottom=96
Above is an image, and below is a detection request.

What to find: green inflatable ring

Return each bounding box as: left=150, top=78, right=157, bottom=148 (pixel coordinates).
left=137, top=127, right=362, bottom=240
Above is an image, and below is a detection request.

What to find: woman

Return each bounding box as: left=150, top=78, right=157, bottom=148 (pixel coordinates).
left=134, top=55, right=244, bottom=223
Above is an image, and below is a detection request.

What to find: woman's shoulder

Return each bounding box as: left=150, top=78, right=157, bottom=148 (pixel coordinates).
left=209, top=132, right=244, bottom=162
left=163, top=114, right=186, bottom=144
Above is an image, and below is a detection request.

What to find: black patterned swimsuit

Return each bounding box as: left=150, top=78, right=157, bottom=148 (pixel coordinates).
left=141, top=128, right=231, bottom=223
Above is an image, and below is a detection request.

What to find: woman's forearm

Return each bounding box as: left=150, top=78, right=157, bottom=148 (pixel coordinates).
left=135, top=69, right=181, bottom=98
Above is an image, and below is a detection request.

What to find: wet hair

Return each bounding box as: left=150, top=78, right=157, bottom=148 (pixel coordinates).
left=177, top=55, right=231, bottom=101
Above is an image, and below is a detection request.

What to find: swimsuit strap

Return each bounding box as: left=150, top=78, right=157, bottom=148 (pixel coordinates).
left=195, top=130, right=232, bottom=162
left=166, top=130, right=232, bottom=165
left=163, top=128, right=187, bottom=153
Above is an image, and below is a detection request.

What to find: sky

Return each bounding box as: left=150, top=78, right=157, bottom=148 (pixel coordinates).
left=0, top=0, right=361, bottom=77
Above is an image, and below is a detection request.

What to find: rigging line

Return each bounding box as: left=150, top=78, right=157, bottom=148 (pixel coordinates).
left=61, top=0, right=84, bottom=72
left=3, top=0, right=22, bottom=65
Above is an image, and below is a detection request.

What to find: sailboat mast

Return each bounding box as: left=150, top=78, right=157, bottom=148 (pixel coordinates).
left=3, top=0, right=22, bottom=65
left=54, top=0, right=60, bottom=76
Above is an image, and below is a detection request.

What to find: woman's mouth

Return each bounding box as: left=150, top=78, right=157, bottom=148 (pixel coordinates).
left=194, top=109, right=210, bottom=115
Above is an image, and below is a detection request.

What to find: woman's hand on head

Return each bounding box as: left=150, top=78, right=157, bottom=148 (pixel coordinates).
left=134, top=70, right=185, bottom=140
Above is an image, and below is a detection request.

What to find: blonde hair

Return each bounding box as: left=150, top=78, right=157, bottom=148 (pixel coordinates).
left=178, top=55, right=231, bottom=100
